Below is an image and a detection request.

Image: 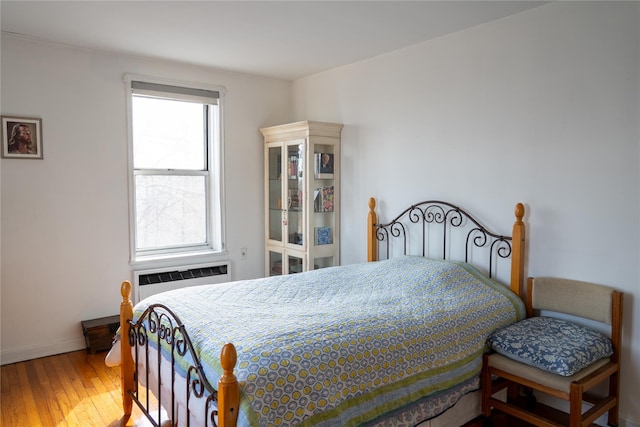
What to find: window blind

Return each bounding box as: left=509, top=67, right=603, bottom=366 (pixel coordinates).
left=131, top=81, right=219, bottom=104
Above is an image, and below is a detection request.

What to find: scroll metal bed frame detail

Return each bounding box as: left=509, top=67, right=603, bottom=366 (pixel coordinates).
left=127, top=303, right=219, bottom=427
left=374, top=200, right=515, bottom=279
left=120, top=280, right=239, bottom=427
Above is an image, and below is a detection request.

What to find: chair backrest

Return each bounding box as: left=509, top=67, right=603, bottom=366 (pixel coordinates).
left=528, top=277, right=614, bottom=324
left=526, top=277, right=623, bottom=364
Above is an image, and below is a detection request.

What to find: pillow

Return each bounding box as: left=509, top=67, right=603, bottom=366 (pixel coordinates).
left=488, top=316, right=612, bottom=376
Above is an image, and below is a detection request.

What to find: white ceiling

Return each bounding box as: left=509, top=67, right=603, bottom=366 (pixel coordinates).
left=1, top=1, right=548, bottom=81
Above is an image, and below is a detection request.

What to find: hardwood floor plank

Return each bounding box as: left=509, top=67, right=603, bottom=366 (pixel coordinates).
left=0, top=365, right=19, bottom=425
left=51, top=352, right=82, bottom=404
left=0, top=395, right=25, bottom=427
left=14, top=362, right=43, bottom=427
left=88, top=350, right=126, bottom=409
left=60, top=352, right=105, bottom=426
left=43, top=354, right=67, bottom=394
left=90, top=375, right=123, bottom=425
left=55, top=389, right=82, bottom=427
left=1, top=363, right=16, bottom=394
left=33, top=357, right=51, bottom=385
left=34, top=357, right=69, bottom=426
left=51, top=351, right=86, bottom=425
left=0, top=365, right=26, bottom=427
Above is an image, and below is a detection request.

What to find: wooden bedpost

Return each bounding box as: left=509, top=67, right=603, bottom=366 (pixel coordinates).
left=510, top=203, right=526, bottom=298
left=120, top=281, right=134, bottom=417
left=367, top=197, right=378, bottom=262
left=218, top=343, right=239, bottom=427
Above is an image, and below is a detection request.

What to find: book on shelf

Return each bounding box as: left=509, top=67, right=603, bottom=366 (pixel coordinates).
left=314, top=186, right=334, bottom=212
left=289, top=155, right=302, bottom=179
left=314, top=227, right=333, bottom=245
left=314, top=152, right=334, bottom=179
left=288, top=189, right=302, bottom=210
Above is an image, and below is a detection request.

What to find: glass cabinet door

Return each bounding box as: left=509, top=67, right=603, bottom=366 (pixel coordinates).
left=268, top=250, right=304, bottom=276
left=285, top=141, right=304, bottom=249
left=269, top=250, right=283, bottom=276
left=267, top=146, right=283, bottom=243
left=288, top=253, right=304, bottom=274
left=311, top=143, right=336, bottom=268
left=313, top=256, right=334, bottom=270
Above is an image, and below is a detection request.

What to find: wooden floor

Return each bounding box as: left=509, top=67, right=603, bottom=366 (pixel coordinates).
left=0, top=350, right=160, bottom=427
left=0, top=350, right=562, bottom=427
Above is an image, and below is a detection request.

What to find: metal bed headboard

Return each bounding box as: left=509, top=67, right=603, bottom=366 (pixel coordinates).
left=374, top=200, right=513, bottom=279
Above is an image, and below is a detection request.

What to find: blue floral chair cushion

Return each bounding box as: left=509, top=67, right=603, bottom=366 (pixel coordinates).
left=488, top=316, right=613, bottom=376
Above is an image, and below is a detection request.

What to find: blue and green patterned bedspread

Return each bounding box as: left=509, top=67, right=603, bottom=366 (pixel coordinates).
left=133, top=256, right=525, bottom=427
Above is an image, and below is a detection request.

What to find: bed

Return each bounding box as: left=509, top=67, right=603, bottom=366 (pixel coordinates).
left=118, top=197, right=527, bottom=427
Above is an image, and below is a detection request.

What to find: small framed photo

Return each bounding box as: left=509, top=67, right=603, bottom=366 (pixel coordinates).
left=1, top=116, right=43, bottom=159
left=314, top=152, right=334, bottom=179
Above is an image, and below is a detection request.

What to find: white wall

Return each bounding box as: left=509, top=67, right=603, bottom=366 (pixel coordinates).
left=0, top=35, right=291, bottom=364
left=293, top=2, right=639, bottom=425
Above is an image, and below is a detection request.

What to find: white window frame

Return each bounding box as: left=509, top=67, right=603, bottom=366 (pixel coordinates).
left=125, top=74, right=226, bottom=266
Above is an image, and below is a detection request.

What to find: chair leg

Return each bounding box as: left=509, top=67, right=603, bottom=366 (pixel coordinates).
left=607, top=410, right=619, bottom=427
left=608, top=372, right=620, bottom=426
left=569, top=383, right=584, bottom=427
left=481, top=354, right=492, bottom=417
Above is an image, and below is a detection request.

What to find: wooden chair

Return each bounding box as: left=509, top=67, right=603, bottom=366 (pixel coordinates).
left=481, top=277, right=623, bottom=427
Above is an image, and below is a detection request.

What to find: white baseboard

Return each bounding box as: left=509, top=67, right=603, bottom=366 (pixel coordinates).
left=0, top=338, right=87, bottom=365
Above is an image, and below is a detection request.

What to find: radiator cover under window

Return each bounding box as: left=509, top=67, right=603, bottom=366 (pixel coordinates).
left=133, top=262, right=231, bottom=302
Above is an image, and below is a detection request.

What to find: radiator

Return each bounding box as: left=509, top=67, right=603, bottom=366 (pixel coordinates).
left=133, top=261, right=231, bottom=302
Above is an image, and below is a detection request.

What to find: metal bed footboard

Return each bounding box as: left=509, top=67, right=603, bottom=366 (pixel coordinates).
left=128, top=304, right=219, bottom=427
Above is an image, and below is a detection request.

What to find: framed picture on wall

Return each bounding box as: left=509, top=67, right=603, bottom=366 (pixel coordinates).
left=1, top=116, right=43, bottom=159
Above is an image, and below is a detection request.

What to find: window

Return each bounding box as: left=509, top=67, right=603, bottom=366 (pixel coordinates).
left=126, top=77, right=225, bottom=262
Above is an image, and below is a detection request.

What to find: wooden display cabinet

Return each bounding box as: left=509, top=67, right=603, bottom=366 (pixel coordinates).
left=260, top=121, right=342, bottom=276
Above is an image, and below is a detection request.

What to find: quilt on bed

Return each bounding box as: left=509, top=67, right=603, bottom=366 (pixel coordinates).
left=132, top=256, right=525, bottom=427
